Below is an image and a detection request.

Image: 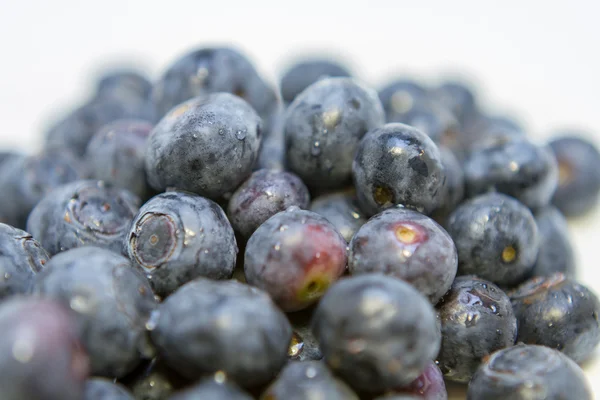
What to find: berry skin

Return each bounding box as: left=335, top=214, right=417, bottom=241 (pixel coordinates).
left=378, top=79, right=429, bottom=123
left=392, top=100, right=459, bottom=147
left=280, top=59, right=352, bottom=104
left=287, top=308, right=323, bottom=362
left=260, top=361, right=359, bottom=400
left=126, top=191, right=237, bottom=297
left=530, top=206, right=576, bottom=277
left=467, top=344, right=592, bottom=400
left=349, top=208, right=457, bottom=304
left=549, top=134, right=600, bottom=217
left=244, top=208, right=347, bottom=312
left=169, top=377, right=253, bottom=400
left=145, top=93, right=262, bottom=199
left=353, top=123, right=446, bottom=216
left=446, top=193, right=539, bottom=286
left=95, top=69, right=152, bottom=101
left=0, top=298, right=89, bottom=400
left=430, top=146, right=465, bottom=224
left=26, top=180, right=140, bottom=256
left=34, top=247, right=157, bottom=378
left=374, top=361, right=447, bottom=400
left=121, top=358, right=186, bottom=400
left=309, top=189, right=367, bottom=242
left=509, top=273, right=600, bottom=363
left=312, top=274, right=441, bottom=392
left=436, top=276, right=517, bottom=383
left=86, top=119, right=154, bottom=199
left=432, top=81, right=477, bottom=126
left=284, top=77, right=385, bottom=191
left=150, top=278, right=292, bottom=387
left=84, top=378, right=134, bottom=400
left=0, top=223, right=48, bottom=300
left=227, top=169, right=310, bottom=238
left=463, top=135, right=559, bottom=209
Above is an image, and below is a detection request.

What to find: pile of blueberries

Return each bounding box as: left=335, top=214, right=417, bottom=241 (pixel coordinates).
left=0, top=46, right=599, bottom=400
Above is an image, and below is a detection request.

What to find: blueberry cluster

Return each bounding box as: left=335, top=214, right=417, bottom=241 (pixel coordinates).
left=0, top=47, right=598, bottom=400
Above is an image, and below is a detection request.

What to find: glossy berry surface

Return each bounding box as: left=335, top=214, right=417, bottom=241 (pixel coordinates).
left=284, top=77, right=385, bottom=190
left=467, top=344, right=592, bottom=400
left=447, top=192, right=539, bottom=286
left=0, top=298, right=89, bottom=400
left=126, top=191, right=237, bottom=297
left=227, top=169, right=310, bottom=238
left=261, top=361, right=359, bottom=400
left=27, top=180, right=140, bottom=256
left=170, top=377, right=253, bottom=400
left=436, top=276, right=517, bottom=383
left=530, top=206, right=576, bottom=277
left=84, top=378, right=134, bottom=400
left=378, top=79, right=428, bottom=122
left=353, top=123, right=446, bottom=216
left=145, top=93, right=262, bottom=199
left=509, top=273, right=600, bottom=363
left=244, top=208, right=347, bottom=311
left=312, top=274, right=441, bottom=392
left=549, top=135, right=600, bottom=217
left=349, top=208, right=457, bottom=304
left=34, top=247, right=157, bottom=378
left=150, top=278, right=292, bottom=387
left=309, top=189, right=367, bottom=242
left=280, top=59, right=352, bottom=104
left=374, top=361, right=447, bottom=400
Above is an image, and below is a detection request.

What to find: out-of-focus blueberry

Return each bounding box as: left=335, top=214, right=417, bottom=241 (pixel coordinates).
left=126, top=191, right=237, bottom=297
left=34, top=246, right=157, bottom=378
left=530, top=206, right=576, bottom=277
left=309, top=189, right=367, bottom=242
left=27, top=180, right=140, bottom=256
left=121, top=358, right=186, bottom=400
left=392, top=101, right=460, bottom=147
left=84, top=378, right=134, bottom=400
left=432, top=81, right=478, bottom=126
left=373, top=361, right=447, bottom=400
left=378, top=79, right=429, bottom=122
left=287, top=308, right=323, bottom=362
left=431, top=146, right=465, bottom=224
left=95, top=69, right=153, bottom=101
left=280, top=59, right=352, bottom=104
left=169, top=377, right=253, bottom=400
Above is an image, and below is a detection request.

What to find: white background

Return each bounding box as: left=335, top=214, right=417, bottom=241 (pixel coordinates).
left=1, top=1, right=599, bottom=398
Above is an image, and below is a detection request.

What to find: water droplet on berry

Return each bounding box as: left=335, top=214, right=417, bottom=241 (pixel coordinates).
left=235, top=130, right=247, bottom=140
left=311, top=141, right=321, bottom=156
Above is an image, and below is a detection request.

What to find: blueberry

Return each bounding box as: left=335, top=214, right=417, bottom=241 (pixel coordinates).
left=227, top=169, right=310, bottom=238
left=436, top=276, right=517, bottom=383
left=34, top=246, right=157, bottom=377
left=392, top=101, right=460, bottom=146
left=261, top=361, right=359, bottom=400
left=256, top=113, right=286, bottom=171
left=353, top=123, right=446, bottom=216
left=169, top=377, right=253, bottom=400
left=284, top=77, right=385, bottom=191
left=0, top=150, right=87, bottom=228
left=530, top=206, right=576, bottom=277
left=0, top=297, right=89, bottom=400
left=120, top=358, right=187, bottom=400
left=467, top=344, right=592, bottom=400
left=84, top=378, right=134, bottom=400
left=0, top=223, right=48, bottom=300
left=27, top=180, right=140, bottom=256
left=312, top=274, right=441, bottom=392
left=150, top=278, right=292, bottom=387
left=244, top=208, right=347, bottom=311
left=95, top=69, right=153, bottom=102
left=0, top=151, right=23, bottom=168
left=280, top=59, right=352, bottom=104
left=126, top=191, right=237, bottom=297
left=432, top=81, right=477, bottom=126
left=447, top=193, right=539, bottom=286
left=430, top=146, right=465, bottom=224
left=509, top=273, right=600, bottom=363
left=463, top=135, right=559, bottom=209
left=378, top=79, right=429, bottom=122
left=373, top=361, right=447, bottom=400
left=145, top=93, right=262, bottom=199
left=349, top=208, right=457, bottom=304
left=549, top=134, right=600, bottom=216
left=309, top=189, right=367, bottom=242
left=86, top=119, right=154, bottom=199
left=287, top=308, right=323, bottom=362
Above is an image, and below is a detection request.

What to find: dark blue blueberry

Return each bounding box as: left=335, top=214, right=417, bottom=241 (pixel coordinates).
left=0, top=223, right=48, bottom=300
left=531, top=206, right=576, bottom=277
left=86, top=119, right=154, bottom=199
left=95, top=69, right=152, bottom=101
left=549, top=134, right=600, bottom=217
left=378, top=79, right=429, bottom=122
left=349, top=208, right=457, bottom=304
left=145, top=93, right=262, bottom=199
left=227, top=169, right=310, bottom=238
left=312, top=274, right=441, bottom=392
left=126, top=191, right=237, bottom=297
left=463, top=135, right=559, bottom=209
left=432, top=81, right=478, bottom=126
left=431, top=146, right=465, bottom=224
left=436, top=276, right=517, bottom=383
left=280, top=59, right=352, bottom=104
left=0, top=150, right=87, bottom=228
left=309, top=189, right=367, bottom=242
left=467, top=344, right=592, bottom=400
left=34, top=246, right=157, bottom=378
left=287, top=308, right=323, bottom=362
left=353, top=123, right=446, bottom=216
left=0, top=297, right=89, bottom=400
left=373, top=361, right=447, bottom=400
left=509, top=273, right=600, bottom=363
left=391, top=100, right=459, bottom=146
left=27, top=180, right=140, bottom=256
left=84, top=378, right=134, bottom=400
left=284, top=77, right=385, bottom=191
left=170, top=377, right=253, bottom=400
left=261, top=361, right=359, bottom=400
left=244, top=208, right=347, bottom=311
left=447, top=193, right=539, bottom=286
left=150, top=278, right=292, bottom=387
